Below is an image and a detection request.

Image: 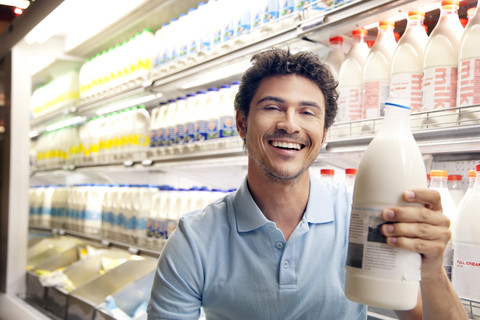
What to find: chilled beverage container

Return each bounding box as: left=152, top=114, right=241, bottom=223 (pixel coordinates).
left=448, top=174, right=465, bottom=206
left=345, top=168, right=357, bottom=194
left=390, top=11, right=428, bottom=113
left=324, top=36, right=345, bottom=80
left=453, top=164, right=480, bottom=302
left=345, top=101, right=427, bottom=310
left=457, top=2, right=480, bottom=122
left=337, top=29, right=369, bottom=123
left=429, top=169, right=457, bottom=280
left=320, top=169, right=335, bottom=184
left=362, top=20, right=396, bottom=120
left=422, top=0, right=464, bottom=127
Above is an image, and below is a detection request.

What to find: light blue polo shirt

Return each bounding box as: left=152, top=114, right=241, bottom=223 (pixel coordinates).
left=147, top=173, right=367, bottom=319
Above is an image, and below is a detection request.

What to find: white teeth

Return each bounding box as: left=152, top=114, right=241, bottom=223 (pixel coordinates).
left=271, top=141, right=301, bottom=150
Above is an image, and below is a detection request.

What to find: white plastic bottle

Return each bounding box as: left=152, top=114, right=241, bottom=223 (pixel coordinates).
left=345, top=100, right=427, bottom=310
left=448, top=174, right=465, bottom=207
left=429, top=169, right=457, bottom=280
left=453, top=164, right=480, bottom=302
left=362, top=20, right=397, bottom=120
left=195, top=90, right=208, bottom=142
left=174, top=97, right=187, bottom=146
left=337, top=28, right=369, bottom=123
left=206, top=87, right=220, bottom=140
left=184, top=93, right=197, bottom=144
left=345, top=168, right=357, bottom=194
left=422, top=0, right=464, bottom=127
left=324, top=36, right=345, bottom=80
left=457, top=1, right=480, bottom=121
left=320, top=169, right=335, bottom=184
left=390, top=11, right=428, bottom=113
left=217, top=84, right=235, bottom=138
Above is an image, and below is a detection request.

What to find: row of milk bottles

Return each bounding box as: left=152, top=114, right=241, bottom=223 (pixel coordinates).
left=153, top=0, right=349, bottom=67
left=149, top=82, right=239, bottom=148
left=30, top=70, right=79, bottom=120
left=329, top=1, right=480, bottom=130
left=33, top=105, right=151, bottom=166
left=29, top=184, right=232, bottom=241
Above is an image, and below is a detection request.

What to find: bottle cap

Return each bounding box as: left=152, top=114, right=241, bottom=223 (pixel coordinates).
left=441, top=0, right=459, bottom=9
left=321, top=169, right=334, bottom=176
left=477, top=164, right=480, bottom=172
left=379, top=20, right=395, bottom=29
left=345, top=168, right=357, bottom=175
left=430, top=169, right=448, bottom=177
left=408, top=10, right=425, bottom=18
left=460, top=18, right=468, bottom=27
left=352, top=29, right=368, bottom=37
left=469, top=170, right=477, bottom=177
left=448, top=174, right=462, bottom=181
left=329, top=36, right=343, bottom=44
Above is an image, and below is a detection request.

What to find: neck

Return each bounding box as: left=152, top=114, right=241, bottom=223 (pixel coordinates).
left=247, top=163, right=310, bottom=241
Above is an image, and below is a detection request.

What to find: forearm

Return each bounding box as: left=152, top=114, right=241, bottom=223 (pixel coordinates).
left=419, top=268, right=467, bottom=320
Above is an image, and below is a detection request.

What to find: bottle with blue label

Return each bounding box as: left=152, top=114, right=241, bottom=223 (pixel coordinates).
left=174, top=97, right=187, bottom=144
left=206, top=87, right=220, bottom=140
left=195, top=91, right=208, bottom=141
left=263, top=0, right=280, bottom=25
left=184, top=93, right=197, bottom=143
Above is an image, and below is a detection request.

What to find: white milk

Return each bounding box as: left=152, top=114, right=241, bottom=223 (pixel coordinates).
left=457, top=2, right=480, bottom=122
left=324, top=36, right=345, bottom=80
left=422, top=1, right=464, bottom=128
left=390, top=11, right=428, bottom=113
left=206, top=87, right=220, bottom=140
left=448, top=174, right=465, bottom=207
left=84, top=184, right=107, bottom=235
left=164, top=99, right=178, bottom=147
left=195, top=91, right=208, bottom=142
left=319, top=169, right=335, bottom=185
left=149, top=107, right=160, bottom=148
left=345, top=168, right=357, bottom=194
left=218, top=84, right=233, bottom=138
left=345, top=101, right=427, bottom=310
left=337, top=29, right=369, bottom=123
left=184, top=93, right=197, bottom=144
left=174, top=97, right=187, bottom=145
left=136, top=185, right=158, bottom=245
left=453, top=165, right=480, bottom=302
left=429, top=169, right=457, bottom=280
left=362, top=20, right=396, bottom=119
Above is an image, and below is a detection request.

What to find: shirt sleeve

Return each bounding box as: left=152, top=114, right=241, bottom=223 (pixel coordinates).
left=147, top=216, right=204, bottom=320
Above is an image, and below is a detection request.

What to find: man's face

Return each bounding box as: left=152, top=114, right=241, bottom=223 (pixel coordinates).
left=236, top=74, right=327, bottom=182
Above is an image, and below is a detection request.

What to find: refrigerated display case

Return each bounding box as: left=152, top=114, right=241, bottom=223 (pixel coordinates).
left=1, top=0, right=480, bottom=319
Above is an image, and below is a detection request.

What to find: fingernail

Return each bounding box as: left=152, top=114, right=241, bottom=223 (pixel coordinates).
left=387, top=237, right=398, bottom=244
left=384, top=209, right=395, bottom=219
left=405, top=190, right=415, bottom=200
left=384, top=224, right=394, bottom=234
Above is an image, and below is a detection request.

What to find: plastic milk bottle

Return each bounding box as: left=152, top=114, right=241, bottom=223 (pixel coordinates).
left=422, top=0, right=464, bottom=127
left=390, top=11, right=428, bottom=113
left=429, top=169, right=457, bottom=280
left=345, top=100, right=427, bottom=310
left=457, top=2, right=480, bottom=121
left=453, top=164, right=480, bottom=302
left=324, top=36, right=345, bottom=80
left=337, top=29, right=369, bottom=122
left=362, top=20, right=396, bottom=119
left=448, top=174, right=465, bottom=207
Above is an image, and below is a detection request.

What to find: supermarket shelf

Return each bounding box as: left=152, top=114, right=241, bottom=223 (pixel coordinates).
left=30, top=107, right=480, bottom=175
left=28, top=0, right=444, bottom=132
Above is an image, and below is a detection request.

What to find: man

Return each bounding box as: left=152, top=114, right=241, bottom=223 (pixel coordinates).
left=147, top=48, right=467, bottom=319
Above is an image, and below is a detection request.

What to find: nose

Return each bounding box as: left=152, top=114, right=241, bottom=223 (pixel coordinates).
left=276, top=108, right=300, bottom=134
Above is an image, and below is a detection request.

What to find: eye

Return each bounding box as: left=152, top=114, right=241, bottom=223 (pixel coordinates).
left=263, top=104, right=280, bottom=111
left=301, top=109, right=316, bottom=116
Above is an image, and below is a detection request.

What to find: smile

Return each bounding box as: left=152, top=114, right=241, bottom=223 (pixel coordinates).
left=270, top=140, right=305, bottom=151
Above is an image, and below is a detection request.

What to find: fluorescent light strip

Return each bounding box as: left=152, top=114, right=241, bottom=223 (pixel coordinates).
left=0, top=0, right=30, bottom=9
left=95, top=93, right=160, bottom=115
left=45, top=116, right=87, bottom=132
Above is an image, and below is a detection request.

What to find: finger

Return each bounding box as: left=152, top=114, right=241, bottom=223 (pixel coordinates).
left=402, top=189, right=442, bottom=211
left=381, top=222, right=451, bottom=243
left=383, top=234, right=448, bottom=258
left=382, top=206, right=450, bottom=228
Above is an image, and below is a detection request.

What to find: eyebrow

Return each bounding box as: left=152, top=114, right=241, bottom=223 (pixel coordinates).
left=256, top=95, right=323, bottom=110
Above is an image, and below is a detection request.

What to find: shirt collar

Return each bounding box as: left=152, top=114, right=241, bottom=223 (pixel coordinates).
left=233, top=173, right=334, bottom=233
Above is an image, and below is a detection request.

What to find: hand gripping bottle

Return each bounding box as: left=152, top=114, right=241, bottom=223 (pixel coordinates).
left=457, top=2, right=480, bottom=122
left=390, top=11, right=428, bottom=113
left=345, top=100, right=427, bottom=310
left=453, top=164, right=480, bottom=302
left=422, top=0, right=464, bottom=128
left=337, top=29, right=369, bottom=123
left=362, top=20, right=397, bottom=120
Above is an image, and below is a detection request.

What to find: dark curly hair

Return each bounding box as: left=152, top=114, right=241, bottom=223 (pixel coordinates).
left=234, top=48, right=338, bottom=129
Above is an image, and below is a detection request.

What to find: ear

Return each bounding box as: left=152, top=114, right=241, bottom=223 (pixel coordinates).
left=321, top=129, right=328, bottom=145
left=236, top=111, right=247, bottom=139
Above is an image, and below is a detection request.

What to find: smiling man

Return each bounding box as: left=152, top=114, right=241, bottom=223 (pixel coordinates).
left=147, top=49, right=467, bottom=320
